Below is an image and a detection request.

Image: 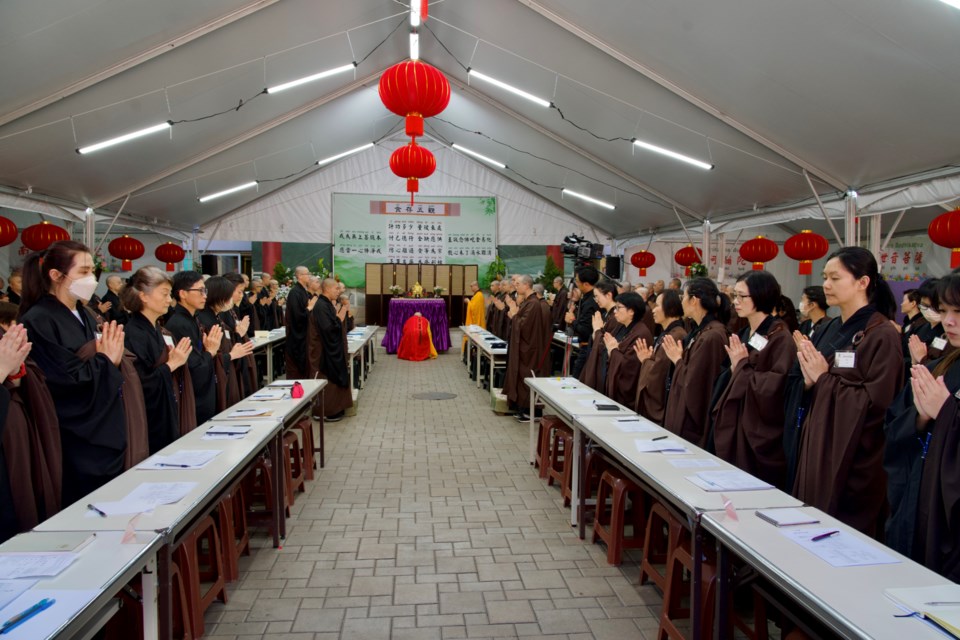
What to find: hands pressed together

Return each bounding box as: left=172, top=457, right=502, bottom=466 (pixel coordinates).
left=96, top=321, right=125, bottom=366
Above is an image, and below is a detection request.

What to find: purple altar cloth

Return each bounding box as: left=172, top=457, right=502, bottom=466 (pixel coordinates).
left=381, top=298, right=451, bottom=354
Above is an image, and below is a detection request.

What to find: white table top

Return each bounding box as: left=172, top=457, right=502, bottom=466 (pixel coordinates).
left=347, top=325, right=380, bottom=355
left=553, top=331, right=579, bottom=346
left=465, top=328, right=507, bottom=355
left=211, top=378, right=325, bottom=423
left=0, top=530, right=162, bottom=639
left=701, top=507, right=953, bottom=640
left=573, top=415, right=802, bottom=515
left=526, top=377, right=636, bottom=421
left=251, top=328, right=286, bottom=348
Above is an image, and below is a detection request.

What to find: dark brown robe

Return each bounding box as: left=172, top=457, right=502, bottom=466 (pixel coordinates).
left=2, top=361, right=61, bottom=531
left=552, top=287, right=569, bottom=330
left=504, top=295, right=553, bottom=410
left=635, top=320, right=687, bottom=425
left=712, top=317, right=794, bottom=490
left=198, top=310, right=243, bottom=412
left=579, top=312, right=622, bottom=392
left=793, top=310, right=903, bottom=537
left=307, top=296, right=353, bottom=417
left=663, top=317, right=728, bottom=448
left=914, top=386, right=960, bottom=581
left=224, top=310, right=259, bottom=396
left=606, top=321, right=654, bottom=407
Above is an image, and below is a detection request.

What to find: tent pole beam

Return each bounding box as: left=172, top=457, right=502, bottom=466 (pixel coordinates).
left=881, top=210, right=906, bottom=252
left=803, top=170, right=843, bottom=245
left=93, top=194, right=130, bottom=254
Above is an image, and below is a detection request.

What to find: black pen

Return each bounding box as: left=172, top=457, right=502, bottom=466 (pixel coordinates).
left=156, top=463, right=192, bottom=468
left=87, top=503, right=107, bottom=517
left=652, top=435, right=669, bottom=441
left=811, top=530, right=839, bottom=542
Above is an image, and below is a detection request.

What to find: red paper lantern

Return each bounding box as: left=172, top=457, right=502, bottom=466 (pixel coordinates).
left=630, top=250, right=656, bottom=277
left=378, top=60, right=451, bottom=138
left=21, top=221, right=69, bottom=252
left=739, top=235, right=779, bottom=271
left=390, top=142, right=436, bottom=205
left=674, top=245, right=702, bottom=276
left=784, top=229, right=829, bottom=275
left=155, top=242, right=186, bottom=272
left=0, top=216, right=17, bottom=247
left=929, top=209, right=960, bottom=268
left=108, top=235, right=145, bottom=271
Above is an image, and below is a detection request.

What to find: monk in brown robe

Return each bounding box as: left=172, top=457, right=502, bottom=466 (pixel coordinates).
left=503, top=275, right=552, bottom=420
left=579, top=281, right=621, bottom=392
left=308, top=278, right=353, bottom=422
left=662, top=278, right=730, bottom=448
left=485, top=281, right=501, bottom=337
left=603, top=293, right=652, bottom=407
left=634, top=290, right=687, bottom=425
left=794, top=247, right=903, bottom=537
left=712, top=271, right=795, bottom=490
left=551, top=277, right=569, bottom=331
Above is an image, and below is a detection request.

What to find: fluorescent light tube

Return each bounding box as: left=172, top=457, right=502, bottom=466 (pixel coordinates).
left=198, top=181, right=258, bottom=203
left=266, top=63, right=356, bottom=94
left=316, top=143, right=374, bottom=166
left=939, top=0, right=960, bottom=9
left=562, top=188, right=615, bottom=210
left=410, top=33, right=420, bottom=61
left=468, top=69, right=551, bottom=108
left=632, top=138, right=714, bottom=171
left=451, top=144, right=506, bottom=168
left=76, top=122, right=171, bottom=154
left=410, top=0, right=421, bottom=26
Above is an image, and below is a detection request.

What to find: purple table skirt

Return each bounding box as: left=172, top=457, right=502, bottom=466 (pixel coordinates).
left=381, top=298, right=451, bottom=353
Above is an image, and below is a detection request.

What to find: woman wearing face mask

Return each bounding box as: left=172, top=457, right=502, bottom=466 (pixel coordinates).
left=18, top=241, right=128, bottom=506
left=633, top=290, right=687, bottom=424
left=711, top=271, right=795, bottom=489
left=794, top=247, right=903, bottom=537
left=662, top=278, right=731, bottom=448
left=909, top=279, right=954, bottom=365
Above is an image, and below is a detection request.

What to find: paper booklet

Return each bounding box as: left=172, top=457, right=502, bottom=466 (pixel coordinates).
left=755, top=508, right=821, bottom=527
left=885, top=586, right=960, bottom=638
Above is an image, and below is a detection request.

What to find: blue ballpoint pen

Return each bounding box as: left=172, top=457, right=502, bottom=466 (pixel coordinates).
left=1, top=598, right=56, bottom=634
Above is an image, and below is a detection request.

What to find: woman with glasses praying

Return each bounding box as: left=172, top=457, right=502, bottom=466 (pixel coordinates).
left=602, top=293, right=652, bottom=407
left=165, top=271, right=222, bottom=425
left=633, top=289, right=687, bottom=424
left=909, top=278, right=955, bottom=365
left=711, top=271, right=795, bottom=490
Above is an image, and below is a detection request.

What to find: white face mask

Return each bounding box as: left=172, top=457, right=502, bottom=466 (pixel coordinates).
left=921, top=306, right=942, bottom=324
left=798, top=302, right=808, bottom=315
left=68, top=274, right=99, bottom=302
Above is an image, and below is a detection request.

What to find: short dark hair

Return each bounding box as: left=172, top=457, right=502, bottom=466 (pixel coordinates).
left=575, top=266, right=599, bottom=286
left=659, top=289, right=683, bottom=318
left=223, top=272, right=244, bottom=288
left=918, top=278, right=940, bottom=309
left=0, top=302, right=18, bottom=326
left=205, top=276, right=235, bottom=311
left=172, top=271, right=204, bottom=305
left=803, top=285, right=828, bottom=311
left=903, top=288, right=921, bottom=305
left=736, top=270, right=780, bottom=314
left=615, top=292, right=646, bottom=325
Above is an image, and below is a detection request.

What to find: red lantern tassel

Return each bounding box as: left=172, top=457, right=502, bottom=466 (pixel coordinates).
left=405, top=114, right=424, bottom=138
left=799, top=261, right=812, bottom=275
left=122, top=259, right=132, bottom=271
left=166, top=262, right=175, bottom=272
left=753, top=262, right=763, bottom=270
left=639, top=268, right=646, bottom=277
left=685, top=266, right=691, bottom=276
left=407, top=178, right=419, bottom=206
left=421, top=0, right=428, bottom=21
left=953, top=248, right=960, bottom=269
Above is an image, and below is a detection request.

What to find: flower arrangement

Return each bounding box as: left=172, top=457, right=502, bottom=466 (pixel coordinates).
left=388, top=284, right=403, bottom=296
left=92, top=250, right=107, bottom=278
left=688, top=262, right=709, bottom=278
left=433, top=286, right=445, bottom=296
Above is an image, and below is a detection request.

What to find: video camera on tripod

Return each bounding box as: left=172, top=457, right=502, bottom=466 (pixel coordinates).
left=561, top=234, right=604, bottom=266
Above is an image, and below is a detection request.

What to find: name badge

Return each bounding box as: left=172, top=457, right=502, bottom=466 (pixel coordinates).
left=163, top=335, right=175, bottom=347
left=95, top=332, right=102, bottom=341
left=933, top=337, right=948, bottom=351
left=835, top=351, right=856, bottom=368
left=748, top=333, right=768, bottom=351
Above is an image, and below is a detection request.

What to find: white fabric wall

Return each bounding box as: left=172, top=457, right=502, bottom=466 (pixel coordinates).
left=207, top=143, right=604, bottom=246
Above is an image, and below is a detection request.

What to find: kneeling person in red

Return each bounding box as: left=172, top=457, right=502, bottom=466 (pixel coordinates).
left=397, top=312, right=437, bottom=361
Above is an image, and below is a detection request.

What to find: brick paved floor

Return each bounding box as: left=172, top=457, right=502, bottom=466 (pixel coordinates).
left=203, top=333, right=664, bottom=639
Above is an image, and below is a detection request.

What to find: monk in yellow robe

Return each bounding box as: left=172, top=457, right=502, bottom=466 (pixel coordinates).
left=462, top=280, right=486, bottom=353
left=398, top=312, right=437, bottom=361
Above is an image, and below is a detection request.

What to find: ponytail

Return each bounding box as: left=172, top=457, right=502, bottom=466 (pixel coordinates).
left=684, top=277, right=731, bottom=325
left=18, top=240, right=91, bottom=318
left=827, top=246, right=896, bottom=320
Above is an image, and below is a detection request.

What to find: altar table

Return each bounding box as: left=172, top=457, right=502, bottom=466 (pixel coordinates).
left=381, top=297, right=451, bottom=353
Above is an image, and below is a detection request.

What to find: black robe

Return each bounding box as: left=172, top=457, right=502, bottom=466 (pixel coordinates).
left=197, top=309, right=241, bottom=411
left=308, top=296, right=353, bottom=416
left=20, top=294, right=126, bottom=506
left=164, top=304, right=217, bottom=425
left=101, top=290, right=129, bottom=325
left=221, top=310, right=258, bottom=397
left=284, top=282, right=310, bottom=378
left=236, top=293, right=257, bottom=337
left=0, top=386, right=15, bottom=542
left=551, top=287, right=569, bottom=330
left=124, top=313, right=180, bottom=454
left=569, top=293, right=599, bottom=378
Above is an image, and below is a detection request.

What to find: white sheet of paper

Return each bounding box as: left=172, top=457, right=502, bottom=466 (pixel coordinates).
left=668, top=458, right=721, bottom=469
left=201, top=425, right=252, bottom=440
left=613, top=419, right=659, bottom=433
left=268, top=380, right=295, bottom=387
left=137, top=450, right=221, bottom=470
left=0, top=580, right=36, bottom=612
left=544, top=377, right=580, bottom=386
left=90, top=482, right=197, bottom=516
left=0, top=589, right=100, bottom=640
left=0, top=554, right=78, bottom=580
left=687, top=470, right=773, bottom=492
left=634, top=439, right=689, bottom=453
left=249, top=390, right=287, bottom=401
left=227, top=407, right=271, bottom=417
left=562, top=388, right=593, bottom=395
left=782, top=528, right=900, bottom=567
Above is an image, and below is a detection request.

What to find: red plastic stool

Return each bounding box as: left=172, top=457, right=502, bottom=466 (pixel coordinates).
left=591, top=468, right=647, bottom=565
left=546, top=427, right=574, bottom=506
left=216, top=481, right=250, bottom=582
left=282, top=430, right=306, bottom=506
left=289, top=417, right=315, bottom=480
left=657, top=533, right=717, bottom=640
left=639, top=501, right=686, bottom=591
left=174, top=515, right=228, bottom=638
left=536, top=415, right=567, bottom=478
left=579, top=445, right=612, bottom=524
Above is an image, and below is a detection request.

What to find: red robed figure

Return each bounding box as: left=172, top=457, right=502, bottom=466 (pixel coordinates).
left=397, top=313, right=437, bottom=361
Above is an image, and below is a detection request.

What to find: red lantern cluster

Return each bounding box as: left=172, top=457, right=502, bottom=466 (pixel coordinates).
left=108, top=235, right=145, bottom=271
left=155, top=242, right=186, bottom=272
left=929, top=209, right=960, bottom=268
left=0, top=216, right=17, bottom=248
left=22, top=221, right=69, bottom=252
left=739, top=235, right=779, bottom=271
left=784, top=230, right=829, bottom=275
left=630, top=250, right=656, bottom=277
left=390, top=142, right=436, bottom=205
left=378, top=60, right=451, bottom=139
left=674, top=245, right=702, bottom=276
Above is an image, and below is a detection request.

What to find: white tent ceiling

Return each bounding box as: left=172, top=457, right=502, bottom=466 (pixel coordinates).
left=1, top=0, right=959, bottom=242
